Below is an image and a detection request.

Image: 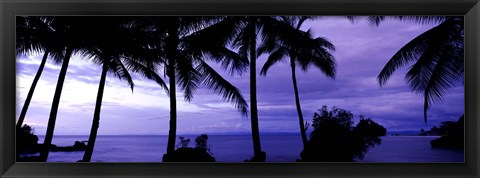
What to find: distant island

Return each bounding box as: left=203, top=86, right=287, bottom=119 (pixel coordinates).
left=17, top=125, right=88, bottom=162
left=388, top=131, right=424, bottom=136
left=389, top=115, right=464, bottom=149
left=426, top=115, right=464, bottom=148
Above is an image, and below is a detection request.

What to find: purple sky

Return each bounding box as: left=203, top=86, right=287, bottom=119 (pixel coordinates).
left=16, top=17, right=464, bottom=135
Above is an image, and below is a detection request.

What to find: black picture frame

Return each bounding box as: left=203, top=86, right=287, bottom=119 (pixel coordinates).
left=1, top=0, right=479, bottom=177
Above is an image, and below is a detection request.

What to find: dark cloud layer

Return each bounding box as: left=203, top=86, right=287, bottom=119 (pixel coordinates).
left=16, top=17, right=464, bottom=135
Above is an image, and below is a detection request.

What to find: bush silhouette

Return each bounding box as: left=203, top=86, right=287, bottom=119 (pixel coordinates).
left=298, top=106, right=386, bottom=162
left=16, top=124, right=39, bottom=155
left=163, top=134, right=215, bottom=162
left=430, top=115, right=464, bottom=148
left=177, top=137, right=191, bottom=148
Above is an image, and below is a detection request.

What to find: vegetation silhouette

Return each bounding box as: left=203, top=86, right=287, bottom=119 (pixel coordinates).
left=195, top=134, right=212, bottom=154
left=16, top=124, right=39, bottom=156
left=221, top=16, right=328, bottom=162
left=37, top=17, right=99, bottom=161
left=163, top=134, right=215, bottom=162
left=17, top=124, right=87, bottom=162
left=16, top=17, right=65, bottom=131
left=420, top=115, right=464, bottom=148
left=15, top=16, right=464, bottom=163
left=220, top=16, right=280, bottom=162
left=298, top=106, right=386, bottom=162
left=258, top=16, right=336, bottom=150
left=142, top=17, right=248, bottom=162
left=373, top=16, right=464, bottom=123
left=17, top=16, right=249, bottom=162
left=80, top=17, right=168, bottom=162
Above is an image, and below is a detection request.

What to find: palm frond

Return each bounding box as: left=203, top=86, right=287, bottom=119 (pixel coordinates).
left=175, top=56, right=201, bottom=102
left=178, top=16, right=225, bottom=37
left=16, top=16, right=49, bottom=55
left=182, top=18, right=249, bottom=76
left=367, top=16, right=385, bottom=26
left=405, top=45, right=438, bottom=94
left=184, top=16, right=243, bottom=47
left=303, top=48, right=336, bottom=78
left=108, top=57, right=135, bottom=92
left=367, top=16, right=446, bottom=26
left=16, top=16, right=65, bottom=62
left=259, top=17, right=336, bottom=78
left=313, top=37, right=336, bottom=51
left=122, top=57, right=169, bottom=95
left=259, top=47, right=289, bottom=76
left=257, top=38, right=278, bottom=57
left=197, top=60, right=248, bottom=116
left=377, top=25, right=433, bottom=86
left=202, top=47, right=249, bottom=76
left=394, top=16, right=446, bottom=25
left=232, top=21, right=255, bottom=59
left=378, top=17, right=464, bottom=122
left=420, top=51, right=458, bottom=123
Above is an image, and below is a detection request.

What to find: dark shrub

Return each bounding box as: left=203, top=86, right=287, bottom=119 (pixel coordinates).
left=163, top=147, right=215, bottom=162
left=430, top=115, right=464, bottom=148
left=16, top=124, right=39, bottom=155
left=163, top=134, right=215, bottom=162
left=299, top=106, right=386, bottom=162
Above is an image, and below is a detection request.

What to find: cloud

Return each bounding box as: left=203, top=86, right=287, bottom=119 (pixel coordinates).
left=16, top=17, right=463, bottom=135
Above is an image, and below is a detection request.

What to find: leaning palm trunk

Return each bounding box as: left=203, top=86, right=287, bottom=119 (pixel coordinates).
left=17, top=50, right=50, bottom=130
left=82, top=62, right=108, bottom=162
left=257, top=17, right=336, bottom=152
left=248, top=22, right=264, bottom=162
left=39, top=47, right=73, bottom=162
left=290, top=58, right=308, bottom=148
left=165, top=61, right=177, bottom=157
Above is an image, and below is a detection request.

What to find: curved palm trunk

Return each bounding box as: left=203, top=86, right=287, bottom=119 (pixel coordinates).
left=249, top=21, right=264, bottom=161
left=39, top=47, right=73, bottom=162
left=16, top=50, right=50, bottom=130
left=82, top=62, right=108, bottom=162
left=290, top=58, right=307, bottom=148
left=166, top=61, right=177, bottom=157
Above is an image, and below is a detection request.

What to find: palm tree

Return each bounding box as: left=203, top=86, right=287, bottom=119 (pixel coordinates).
left=80, top=17, right=169, bottom=162
left=146, top=17, right=249, bottom=161
left=222, top=16, right=265, bottom=162
left=375, top=16, right=464, bottom=123
left=38, top=17, right=95, bottom=162
left=223, top=16, right=324, bottom=161
left=208, top=16, right=292, bottom=161
left=15, top=17, right=63, bottom=131
left=257, top=16, right=336, bottom=149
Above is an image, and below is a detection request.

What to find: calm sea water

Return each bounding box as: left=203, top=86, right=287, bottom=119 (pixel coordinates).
left=24, top=135, right=464, bottom=162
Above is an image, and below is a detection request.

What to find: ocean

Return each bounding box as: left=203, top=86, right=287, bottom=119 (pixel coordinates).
left=22, top=135, right=464, bottom=162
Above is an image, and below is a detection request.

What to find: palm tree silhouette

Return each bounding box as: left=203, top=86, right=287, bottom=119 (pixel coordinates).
left=258, top=16, right=336, bottom=149
left=224, top=16, right=270, bottom=162
left=80, top=17, right=168, bottom=162
left=375, top=16, right=464, bottom=123
left=16, top=17, right=63, bottom=131
left=38, top=17, right=95, bottom=161
left=219, top=16, right=304, bottom=161
left=145, top=17, right=248, bottom=161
